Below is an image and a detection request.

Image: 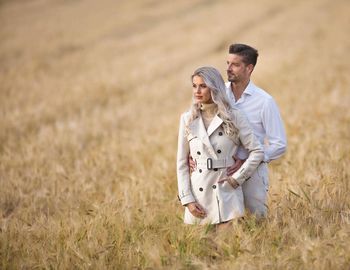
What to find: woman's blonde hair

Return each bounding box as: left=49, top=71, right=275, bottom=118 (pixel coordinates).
left=186, top=66, right=239, bottom=143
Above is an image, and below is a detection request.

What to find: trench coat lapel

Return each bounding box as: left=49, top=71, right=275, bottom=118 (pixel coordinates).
left=189, top=115, right=218, bottom=158
left=207, top=115, right=223, bottom=137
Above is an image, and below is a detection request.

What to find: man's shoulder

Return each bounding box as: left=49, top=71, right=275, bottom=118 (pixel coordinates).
left=225, top=81, right=273, bottom=100
left=249, top=82, right=273, bottom=101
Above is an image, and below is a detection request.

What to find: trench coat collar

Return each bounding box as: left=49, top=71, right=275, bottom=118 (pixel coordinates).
left=207, top=114, right=224, bottom=137
left=189, top=114, right=224, bottom=158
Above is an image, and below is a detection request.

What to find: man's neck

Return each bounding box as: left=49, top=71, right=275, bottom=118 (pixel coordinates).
left=230, top=80, right=250, bottom=101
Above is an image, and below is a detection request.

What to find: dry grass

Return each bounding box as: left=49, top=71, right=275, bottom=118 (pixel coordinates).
left=1, top=0, right=349, bottom=269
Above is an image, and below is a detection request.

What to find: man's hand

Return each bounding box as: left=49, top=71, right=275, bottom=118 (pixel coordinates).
left=218, top=176, right=240, bottom=189
left=227, top=156, right=246, bottom=176
left=186, top=202, right=206, bottom=218
left=188, top=155, right=196, bottom=173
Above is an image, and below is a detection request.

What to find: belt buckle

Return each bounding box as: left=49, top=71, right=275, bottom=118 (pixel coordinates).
left=207, top=158, right=213, bottom=170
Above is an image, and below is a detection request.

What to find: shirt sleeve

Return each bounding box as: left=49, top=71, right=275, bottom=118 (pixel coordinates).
left=261, top=97, right=287, bottom=162
left=232, top=111, right=264, bottom=185
left=177, top=114, right=195, bottom=205
left=235, top=145, right=249, bottom=160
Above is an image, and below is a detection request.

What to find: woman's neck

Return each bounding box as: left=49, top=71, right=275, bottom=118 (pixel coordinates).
left=200, top=103, right=218, bottom=129
left=200, top=103, right=218, bottom=116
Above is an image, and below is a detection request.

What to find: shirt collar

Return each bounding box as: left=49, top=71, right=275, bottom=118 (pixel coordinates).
left=227, top=80, right=255, bottom=97
left=242, top=80, right=255, bottom=96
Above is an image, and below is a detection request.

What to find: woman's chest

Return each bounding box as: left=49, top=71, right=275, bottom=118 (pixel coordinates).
left=188, top=127, right=237, bottom=159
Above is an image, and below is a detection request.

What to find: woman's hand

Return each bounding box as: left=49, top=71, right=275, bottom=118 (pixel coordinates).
left=218, top=176, right=240, bottom=189
left=186, top=202, right=206, bottom=218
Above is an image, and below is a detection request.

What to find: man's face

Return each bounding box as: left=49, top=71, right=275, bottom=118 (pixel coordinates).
left=226, top=54, right=252, bottom=83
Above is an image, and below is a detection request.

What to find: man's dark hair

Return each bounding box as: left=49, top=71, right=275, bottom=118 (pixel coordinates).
left=229, top=44, right=259, bottom=66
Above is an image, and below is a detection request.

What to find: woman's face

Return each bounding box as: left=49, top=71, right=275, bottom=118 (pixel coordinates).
left=192, top=75, right=213, bottom=104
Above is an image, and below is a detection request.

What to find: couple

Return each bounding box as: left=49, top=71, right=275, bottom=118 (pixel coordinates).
left=177, top=44, right=287, bottom=226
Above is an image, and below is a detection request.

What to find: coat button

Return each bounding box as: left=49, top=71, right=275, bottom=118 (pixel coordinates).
left=217, top=149, right=221, bottom=154
left=197, top=151, right=201, bottom=155
left=199, top=187, right=203, bottom=192
left=214, top=168, right=218, bottom=171
left=218, top=132, right=223, bottom=136
left=212, top=185, right=216, bottom=189
left=199, top=169, right=202, bottom=173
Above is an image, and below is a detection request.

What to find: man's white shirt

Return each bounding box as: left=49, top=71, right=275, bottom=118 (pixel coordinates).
left=225, top=81, right=287, bottom=162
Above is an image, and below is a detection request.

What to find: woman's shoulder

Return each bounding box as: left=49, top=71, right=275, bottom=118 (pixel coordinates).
left=180, top=111, right=192, bottom=121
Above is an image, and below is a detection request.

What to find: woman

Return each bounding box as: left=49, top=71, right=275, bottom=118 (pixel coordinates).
left=177, top=66, right=264, bottom=225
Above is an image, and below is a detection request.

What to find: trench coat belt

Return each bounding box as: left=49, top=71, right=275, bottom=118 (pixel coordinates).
left=195, top=157, right=234, bottom=170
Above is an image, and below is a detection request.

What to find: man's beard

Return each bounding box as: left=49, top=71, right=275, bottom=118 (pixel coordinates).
left=227, top=73, right=237, bottom=82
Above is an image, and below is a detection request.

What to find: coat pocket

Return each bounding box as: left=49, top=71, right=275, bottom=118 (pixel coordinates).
left=220, top=181, right=236, bottom=194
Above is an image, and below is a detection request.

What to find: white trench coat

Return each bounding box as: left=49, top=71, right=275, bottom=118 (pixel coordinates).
left=177, top=108, right=264, bottom=224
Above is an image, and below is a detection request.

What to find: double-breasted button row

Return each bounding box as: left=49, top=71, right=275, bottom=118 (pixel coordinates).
left=198, top=185, right=217, bottom=192
left=198, top=168, right=218, bottom=172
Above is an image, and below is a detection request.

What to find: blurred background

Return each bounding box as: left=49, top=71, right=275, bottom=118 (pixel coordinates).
left=1, top=0, right=349, bottom=268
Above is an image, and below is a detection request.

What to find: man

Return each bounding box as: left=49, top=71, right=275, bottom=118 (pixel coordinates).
left=224, top=43, right=287, bottom=217
left=189, top=44, right=286, bottom=217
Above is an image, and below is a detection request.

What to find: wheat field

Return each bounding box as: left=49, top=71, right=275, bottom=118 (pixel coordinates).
left=1, top=0, right=349, bottom=269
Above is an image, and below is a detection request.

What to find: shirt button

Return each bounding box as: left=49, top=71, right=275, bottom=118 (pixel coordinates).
left=217, top=149, right=221, bottom=154
left=218, top=132, right=223, bottom=136
left=199, top=187, right=203, bottom=192
left=197, top=151, right=201, bottom=155
left=199, top=169, right=202, bottom=173
left=214, top=168, right=218, bottom=171
left=212, top=185, right=216, bottom=189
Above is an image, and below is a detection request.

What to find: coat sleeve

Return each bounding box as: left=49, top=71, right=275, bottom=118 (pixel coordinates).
left=177, top=114, right=196, bottom=205
left=231, top=110, right=264, bottom=185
